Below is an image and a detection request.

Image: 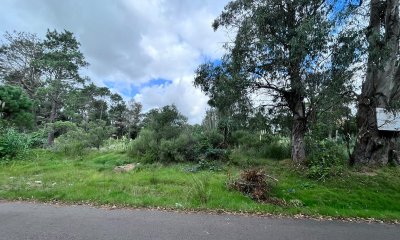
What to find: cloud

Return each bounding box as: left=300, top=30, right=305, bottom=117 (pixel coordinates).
left=134, top=75, right=209, bottom=124
left=0, top=0, right=230, bottom=123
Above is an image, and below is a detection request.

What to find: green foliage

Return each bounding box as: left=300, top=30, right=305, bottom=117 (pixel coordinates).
left=53, top=128, right=88, bottom=156
left=128, top=106, right=208, bottom=164
left=53, top=120, right=113, bottom=156
left=174, top=132, right=201, bottom=162
left=84, top=120, right=114, bottom=149
left=186, top=159, right=223, bottom=172
left=204, top=148, right=230, bottom=162
left=187, top=175, right=211, bottom=205
left=306, top=138, right=347, bottom=180
left=1, top=150, right=400, bottom=221
left=0, top=85, right=34, bottom=129
left=201, top=130, right=224, bottom=149
left=263, top=139, right=291, bottom=160
left=101, top=137, right=130, bottom=152
left=142, top=105, right=187, bottom=141
left=0, top=128, right=31, bottom=160
left=28, top=129, right=48, bottom=148
left=49, top=120, right=78, bottom=135
left=128, top=129, right=159, bottom=162
left=231, top=130, right=290, bottom=160
left=129, top=129, right=202, bottom=164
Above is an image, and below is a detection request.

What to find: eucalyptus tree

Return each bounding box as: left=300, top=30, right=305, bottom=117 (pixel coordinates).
left=195, top=61, right=252, bottom=143
left=203, top=0, right=361, bottom=163
left=351, top=0, right=400, bottom=165
left=35, top=30, right=88, bottom=145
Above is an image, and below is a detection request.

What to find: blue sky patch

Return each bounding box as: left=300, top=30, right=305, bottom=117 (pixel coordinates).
left=104, top=78, right=173, bottom=98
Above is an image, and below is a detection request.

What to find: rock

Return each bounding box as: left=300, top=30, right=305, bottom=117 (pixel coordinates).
left=113, top=163, right=137, bottom=173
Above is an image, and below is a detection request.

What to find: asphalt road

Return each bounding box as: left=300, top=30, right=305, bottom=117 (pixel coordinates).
left=0, top=202, right=399, bottom=240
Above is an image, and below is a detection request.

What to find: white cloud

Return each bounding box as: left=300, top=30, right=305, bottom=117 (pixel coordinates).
left=0, top=0, right=230, bottom=123
left=134, top=75, right=209, bottom=124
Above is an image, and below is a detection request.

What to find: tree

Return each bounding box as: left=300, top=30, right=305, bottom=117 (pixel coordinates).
left=351, top=0, right=400, bottom=165
left=195, top=61, right=252, bottom=143
left=109, top=93, right=128, bottom=138
left=126, top=99, right=143, bottom=139
left=0, top=85, right=34, bottom=129
left=142, top=105, right=187, bottom=142
left=63, top=83, right=112, bottom=124
left=0, top=32, right=44, bottom=127
left=0, top=32, right=43, bottom=98
left=35, top=30, right=88, bottom=145
left=203, top=0, right=361, bottom=163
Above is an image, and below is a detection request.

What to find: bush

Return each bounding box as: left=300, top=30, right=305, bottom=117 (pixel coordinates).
left=306, top=138, right=347, bottom=180
left=174, top=132, right=201, bottom=162
left=28, top=129, right=48, bottom=148
left=159, top=139, right=181, bottom=163
left=262, top=137, right=291, bottom=160
left=128, top=129, right=159, bottom=162
left=52, top=120, right=114, bottom=156
left=204, top=148, right=230, bottom=161
left=232, top=130, right=264, bottom=149
left=53, top=129, right=88, bottom=156
left=0, top=128, right=31, bottom=160
left=231, top=130, right=290, bottom=160
left=129, top=129, right=202, bottom=163
left=85, top=120, right=114, bottom=149
left=203, top=130, right=224, bottom=148
left=102, top=137, right=130, bottom=152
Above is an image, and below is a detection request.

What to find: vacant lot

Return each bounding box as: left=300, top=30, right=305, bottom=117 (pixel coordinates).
left=0, top=150, right=399, bottom=221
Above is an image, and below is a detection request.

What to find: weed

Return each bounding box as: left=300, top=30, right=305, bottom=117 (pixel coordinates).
left=187, top=175, right=211, bottom=205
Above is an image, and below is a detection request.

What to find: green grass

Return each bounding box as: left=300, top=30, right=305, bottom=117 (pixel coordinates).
left=1, top=149, right=400, bottom=221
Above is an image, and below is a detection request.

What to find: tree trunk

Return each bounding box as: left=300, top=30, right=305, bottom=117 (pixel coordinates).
left=47, top=100, right=57, bottom=146
left=291, top=101, right=307, bottom=164
left=351, top=100, right=397, bottom=165
left=351, top=0, right=400, bottom=165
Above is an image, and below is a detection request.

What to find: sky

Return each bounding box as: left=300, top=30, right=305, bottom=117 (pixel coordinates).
left=0, top=0, right=231, bottom=124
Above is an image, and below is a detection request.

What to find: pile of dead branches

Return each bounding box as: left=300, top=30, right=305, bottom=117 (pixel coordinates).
left=229, top=168, right=278, bottom=202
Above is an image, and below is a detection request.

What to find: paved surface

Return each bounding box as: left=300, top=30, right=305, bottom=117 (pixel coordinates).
left=0, top=202, right=399, bottom=240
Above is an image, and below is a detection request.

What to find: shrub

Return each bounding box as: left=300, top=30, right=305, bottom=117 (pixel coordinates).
left=204, top=148, right=230, bottom=161
left=28, top=129, right=48, bottom=148
left=232, top=130, right=264, bottom=149
left=306, top=138, right=347, bottom=180
left=159, top=139, right=181, bottom=163
left=0, top=128, right=31, bottom=160
left=53, top=129, right=88, bottom=156
left=102, top=137, right=130, bottom=152
left=262, top=137, right=291, bottom=160
left=174, top=132, right=201, bottom=162
left=128, top=129, right=159, bottom=162
left=85, top=120, right=114, bottom=149
left=203, top=130, right=224, bottom=148
left=52, top=121, right=113, bottom=156
left=231, top=130, right=290, bottom=160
